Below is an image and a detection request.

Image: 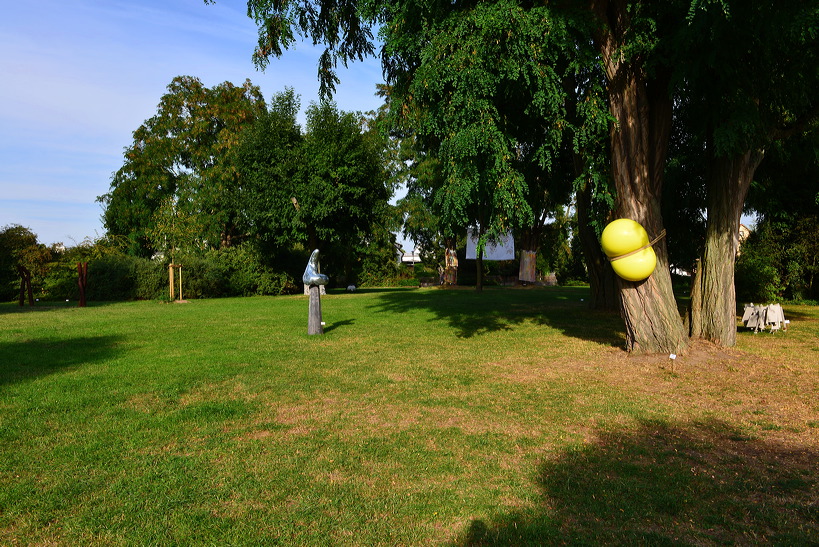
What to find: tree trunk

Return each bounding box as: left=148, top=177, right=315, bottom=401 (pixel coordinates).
left=594, top=0, right=688, bottom=354
left=475, top=253, right=484, bottom=292
left=575, top=184, right=618, bottom=310
left=518, top=250, right=538, bottom=283
left=689, top=150, right=764, bottom=346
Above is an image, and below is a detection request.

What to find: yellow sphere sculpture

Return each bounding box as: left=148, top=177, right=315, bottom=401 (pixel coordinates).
left=601, top=219, right=657, bottom=282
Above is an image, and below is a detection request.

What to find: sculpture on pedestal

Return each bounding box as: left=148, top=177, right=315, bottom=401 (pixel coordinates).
left=303, top=249, right=329, bottom=335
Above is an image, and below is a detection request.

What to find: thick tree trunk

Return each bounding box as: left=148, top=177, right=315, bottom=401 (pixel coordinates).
left=609, top=74, right=687, bottom=353
left=595, top=0, right=688, bottom=354
left=689, top=150, right=764, bottom=346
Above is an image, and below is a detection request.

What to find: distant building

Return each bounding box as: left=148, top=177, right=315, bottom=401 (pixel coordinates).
left=739, top=223, right=751, bottom=244
left=401, top=249, right=422, bottom=266
left=737, top=223, right=751, bottom=256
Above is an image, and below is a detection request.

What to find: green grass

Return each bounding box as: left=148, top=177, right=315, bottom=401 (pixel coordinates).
left=1, top=288, right=817, bottom=545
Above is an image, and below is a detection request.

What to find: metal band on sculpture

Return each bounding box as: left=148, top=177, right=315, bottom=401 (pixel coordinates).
left=608, top=230, right=666, bottom=262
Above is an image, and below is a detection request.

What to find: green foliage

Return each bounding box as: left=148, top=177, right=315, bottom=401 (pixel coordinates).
left=0, top=225, right=52, bottom=301
left=99, top=76, right=266, bottom=256
left=237, top=94, right=395, bottom=284
left=236, top=89, right=305, bottom=249
left=749, top=133, right=819, bottom=225
left=397, top=1, right=579, bottom=245
left=247, top=0, right=376, bottom=97
left=204, top=244, right=298, bottom=297
left=300, top=101, right=391, bottom=250
left=85, top=255, right=141, bottom=301
left=678, top=1, right=819, bottom=157
left=736, top=219, right=819, bottom=302
left=356, top=231, right=401, bottom=287
left=735, top=252, right=783, bottom=305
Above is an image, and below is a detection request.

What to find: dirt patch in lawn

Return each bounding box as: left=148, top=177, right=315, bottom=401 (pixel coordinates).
left=585, top=339, right=819, bottom=449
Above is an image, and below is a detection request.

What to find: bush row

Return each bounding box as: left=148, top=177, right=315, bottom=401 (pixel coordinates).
left=33, top=246, right=298, bottom=302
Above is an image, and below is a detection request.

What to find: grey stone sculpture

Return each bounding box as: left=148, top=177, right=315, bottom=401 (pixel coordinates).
left=303, top=249, right=329, bottom=286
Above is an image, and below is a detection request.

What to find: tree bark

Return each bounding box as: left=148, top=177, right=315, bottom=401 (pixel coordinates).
left=593, top=0, right=688, bottom=354
left=689, top=150, right=764, bottom=346
left=575, top=183, right=619, bottom=311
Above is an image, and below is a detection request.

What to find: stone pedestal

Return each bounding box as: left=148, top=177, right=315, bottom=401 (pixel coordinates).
left=307, top=285, right=323, bottom=335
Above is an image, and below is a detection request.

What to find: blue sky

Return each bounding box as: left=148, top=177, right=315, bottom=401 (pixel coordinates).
left=1, top=0, right=387, bottom=246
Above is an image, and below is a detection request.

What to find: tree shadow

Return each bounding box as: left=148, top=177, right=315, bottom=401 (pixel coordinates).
left=452, top=419, right=818, bottom=545
left=0, top=335, right=124, bottom=386
left=0, top=301, right=121, bottom=316
left=370, top=287, right=625, bottom=345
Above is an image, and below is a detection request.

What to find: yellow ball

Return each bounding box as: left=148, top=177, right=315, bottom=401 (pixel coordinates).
left=611, top=247, right=657, bottom=282
left=600, top=219, right=649, bottom=258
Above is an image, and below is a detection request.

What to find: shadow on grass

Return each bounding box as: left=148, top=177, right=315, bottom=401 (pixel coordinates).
left=323, top=318, right=356, bottom=334
left=0, top=301, right=120, bottom=315
left=0, top=335, right=124, bottom=386
left=370, top=286, right=624, bottom=344
left=452, top=419, right=818, bottom=545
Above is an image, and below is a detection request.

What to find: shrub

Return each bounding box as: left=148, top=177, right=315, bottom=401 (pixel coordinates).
left=735, top=251, right=783, bottom=303
left=135, top=259, right=166, bottom=300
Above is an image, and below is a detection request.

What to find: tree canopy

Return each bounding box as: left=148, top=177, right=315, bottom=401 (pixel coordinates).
left=100, top=76, right=396, bottom=285
left=98, top=76, right=266, bottom=256
left=225, top=0, right=819, bottom=352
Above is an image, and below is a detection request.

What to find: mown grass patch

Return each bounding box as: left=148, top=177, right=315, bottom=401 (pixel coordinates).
left=1, top=288, right=816, bottom=544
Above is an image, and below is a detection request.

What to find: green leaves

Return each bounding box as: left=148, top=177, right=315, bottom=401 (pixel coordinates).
left=394, top=1, right=590, bottom=244
left=100, top=76, right=266, bottom=255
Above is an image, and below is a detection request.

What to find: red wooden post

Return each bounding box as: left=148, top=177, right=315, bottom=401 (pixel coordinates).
left=77, top=262, right=88, bottom=307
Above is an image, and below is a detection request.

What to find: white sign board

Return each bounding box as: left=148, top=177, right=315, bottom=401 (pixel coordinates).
left=465, top=228, right=515, bottom=261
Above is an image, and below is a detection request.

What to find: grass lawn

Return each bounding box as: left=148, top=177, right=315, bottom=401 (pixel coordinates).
left=1, top=287, right=817, bottom=545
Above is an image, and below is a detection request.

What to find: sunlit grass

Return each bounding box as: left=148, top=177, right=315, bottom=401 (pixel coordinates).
left=1, top=288, right=816, bottom=544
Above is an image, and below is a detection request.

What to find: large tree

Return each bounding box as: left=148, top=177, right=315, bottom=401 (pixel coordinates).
left=235, top=88, right=305, bottom=250
left=99, top=76, right=266, bottom=256
left=678, top=0, right=819, bottom=346
left=0, top=225, right=44, bottom=301
left=233, top=0, right=818, bottom=352
left=392, top=1, right=583, bottom=290
left=586, top=0, right=690, bottom=354
left=237, top=94, right=393, bottom=282
left=234, top=0, right=689, bottom=351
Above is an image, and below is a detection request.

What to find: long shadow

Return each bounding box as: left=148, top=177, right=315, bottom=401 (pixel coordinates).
left=370, top=287, right=624, bottom=345
left=0, top=335, right=124, bottom=386
left=0, top=301, right=121, bottom=316
left=452, top=419, right=818, bottom=545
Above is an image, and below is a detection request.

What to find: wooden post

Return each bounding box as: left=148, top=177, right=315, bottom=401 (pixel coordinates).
left=169, top=264, right=175, bottom=300
left=77, top=262, right=88, bottom=307
left=307, top=285, right=323, bottom=335
left=178, top=265, right=183, bottom=301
